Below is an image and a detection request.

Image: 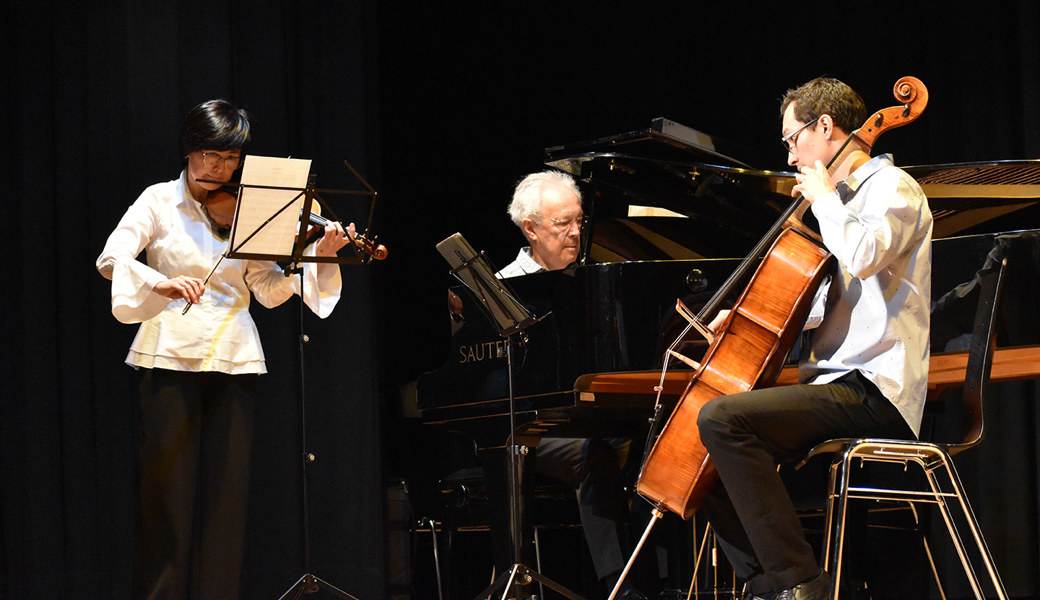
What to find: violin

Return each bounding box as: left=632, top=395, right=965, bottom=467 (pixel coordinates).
left=183, top=188, right=388, bottom=315
left=205, top=186, right=388, bottom=261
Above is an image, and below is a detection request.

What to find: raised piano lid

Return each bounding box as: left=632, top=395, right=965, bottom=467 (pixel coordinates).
left=544, top=116, right=755, bottom=171
left=546, top=118, right=797, bottom=263
left=545, top=119, right=1040, bottom=262
left=905, top=159, right=1040, bottom=238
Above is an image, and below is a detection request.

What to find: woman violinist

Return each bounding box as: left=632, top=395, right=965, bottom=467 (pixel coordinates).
left=96, top=99, right=352, bottom=600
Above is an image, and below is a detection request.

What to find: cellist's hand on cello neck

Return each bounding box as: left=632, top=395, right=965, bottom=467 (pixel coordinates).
left=792, top=160, right=836, bottom=204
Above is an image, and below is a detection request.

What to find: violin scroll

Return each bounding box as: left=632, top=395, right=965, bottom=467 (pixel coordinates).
left=351, top=231, right=388, bottom=261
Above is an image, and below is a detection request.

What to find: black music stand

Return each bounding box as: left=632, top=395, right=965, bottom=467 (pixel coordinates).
left=435, top=233, right=585, bottom=600
left=208, top=159, right=378, bottom=600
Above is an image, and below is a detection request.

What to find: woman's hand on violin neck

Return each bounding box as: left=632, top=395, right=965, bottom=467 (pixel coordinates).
left=154, top=276, right=206, bottom=304
left=315, top=221, right=356, bottom=257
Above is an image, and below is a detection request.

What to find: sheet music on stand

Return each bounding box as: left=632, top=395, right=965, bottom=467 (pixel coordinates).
left=436, top=233, right=542, bottom=337
left=227, top=155, right=313, bottom=259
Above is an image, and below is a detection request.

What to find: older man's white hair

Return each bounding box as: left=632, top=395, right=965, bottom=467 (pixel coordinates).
left=507, top=170, right=582, bottom=229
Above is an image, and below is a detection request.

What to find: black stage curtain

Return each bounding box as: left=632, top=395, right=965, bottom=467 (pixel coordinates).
left=5, top=1, right=1040, bottom=599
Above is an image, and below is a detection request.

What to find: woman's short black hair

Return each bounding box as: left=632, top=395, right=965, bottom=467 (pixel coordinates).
left=179, top=99, right=251, bottom=157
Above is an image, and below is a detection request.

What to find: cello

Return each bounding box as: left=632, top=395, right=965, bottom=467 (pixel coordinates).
left=634, top=76, right=930, bottom=520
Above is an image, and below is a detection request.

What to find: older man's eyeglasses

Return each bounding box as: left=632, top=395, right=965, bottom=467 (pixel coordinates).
left=545, top=214, right=583, bottom=232
left=199, top=151, right=242, bottom=170
left=780, top=116, right=820, bottom=153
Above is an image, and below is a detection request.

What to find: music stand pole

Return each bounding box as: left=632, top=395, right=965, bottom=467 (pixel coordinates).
left=275, top=268, right=360, bottom=600
left=468, top=325, right=585, bottom=600
left=276, top=185, right=361, bottom=600
left=505, top=335, right=523, bottom=569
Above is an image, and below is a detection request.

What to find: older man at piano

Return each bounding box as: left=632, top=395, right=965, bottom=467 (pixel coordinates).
left=496, top=170, right=584, bottom=276
left=494, top=170, right=645, bottom=600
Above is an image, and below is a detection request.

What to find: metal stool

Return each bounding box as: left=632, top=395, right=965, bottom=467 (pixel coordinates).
left=798, top=255, right=1009, bottom=600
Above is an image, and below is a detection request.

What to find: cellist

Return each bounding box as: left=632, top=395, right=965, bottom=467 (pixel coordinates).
left=695, top=78, right=932, bottom=600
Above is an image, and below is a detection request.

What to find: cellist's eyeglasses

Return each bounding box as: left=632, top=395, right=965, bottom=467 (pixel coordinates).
left=780, top=116, right=820, bottom=153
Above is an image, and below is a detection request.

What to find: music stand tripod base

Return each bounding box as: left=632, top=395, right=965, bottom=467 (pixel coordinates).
left=474, top=563, right=587, bottom=600
left=280, top=573, right=361, bottom=600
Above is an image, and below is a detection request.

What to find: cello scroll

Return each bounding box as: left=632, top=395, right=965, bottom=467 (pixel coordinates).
left=855, top=76, right=929, bottom=149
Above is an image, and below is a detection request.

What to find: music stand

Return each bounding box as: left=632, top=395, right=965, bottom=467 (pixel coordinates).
left=210, top=156, right=378, bottom=600
left=435, top=233, right=585, bottom=600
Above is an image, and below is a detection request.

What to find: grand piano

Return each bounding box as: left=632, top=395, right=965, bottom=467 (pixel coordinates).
left=415, top=117, right=1040, bottom=448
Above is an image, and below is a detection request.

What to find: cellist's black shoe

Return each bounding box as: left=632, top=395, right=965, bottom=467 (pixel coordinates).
left=774, top=571, right=831, bottom=600
left=615, top=589, right=648, bottom=600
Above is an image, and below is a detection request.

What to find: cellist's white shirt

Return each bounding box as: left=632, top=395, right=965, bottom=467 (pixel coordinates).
left=96, top=171, right=342, bottom=374
left=800, top=154, right=933, bottom=436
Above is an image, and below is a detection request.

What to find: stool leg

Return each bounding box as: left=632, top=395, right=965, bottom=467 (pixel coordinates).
left=534, top=526, right=545, bottom=600
left=925, top=457, right=1008, bottom=600
left=687, top=519, right=713, bottom=599
left=904, top=503, right=947, bottom=600
left=829, top=450, right=855, bottom=600
left=821, top=457, right=841, bottom=574
left=426, top=518, right=445, bottom=600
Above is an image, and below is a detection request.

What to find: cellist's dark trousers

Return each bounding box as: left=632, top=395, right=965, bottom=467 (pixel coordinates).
left=696, top=371, right=912, bottom=596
